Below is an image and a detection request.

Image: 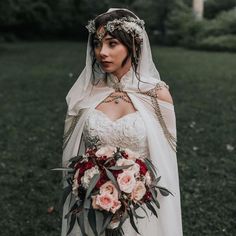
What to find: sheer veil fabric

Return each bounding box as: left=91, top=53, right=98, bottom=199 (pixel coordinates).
left=61, top=8, right=183, bottom=236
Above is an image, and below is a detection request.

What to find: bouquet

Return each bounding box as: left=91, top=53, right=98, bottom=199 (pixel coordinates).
left=55, top=139, right=172, bottom=236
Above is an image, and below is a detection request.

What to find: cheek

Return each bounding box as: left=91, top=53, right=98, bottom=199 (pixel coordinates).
left=114, top=47, right=128, bottom=63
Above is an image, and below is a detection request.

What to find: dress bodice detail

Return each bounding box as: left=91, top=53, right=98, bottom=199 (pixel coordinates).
left=83, top=109, right=149, bottom=158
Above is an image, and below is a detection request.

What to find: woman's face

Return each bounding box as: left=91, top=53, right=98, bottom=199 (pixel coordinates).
left=93, top=27, right=131, bottom=78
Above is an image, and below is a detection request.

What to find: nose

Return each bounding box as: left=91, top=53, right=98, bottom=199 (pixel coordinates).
left=99, top=44, right=108, bottom=58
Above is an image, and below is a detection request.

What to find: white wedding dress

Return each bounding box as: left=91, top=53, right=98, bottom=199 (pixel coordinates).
left=77, top=101, right=175, bottom=236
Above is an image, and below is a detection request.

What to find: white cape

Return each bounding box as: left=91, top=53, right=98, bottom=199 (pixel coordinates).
left=61, top=83, right=183, bottom=236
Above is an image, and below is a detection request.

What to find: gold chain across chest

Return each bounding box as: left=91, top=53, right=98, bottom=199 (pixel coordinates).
left=101, top=91, right=132, bottom=104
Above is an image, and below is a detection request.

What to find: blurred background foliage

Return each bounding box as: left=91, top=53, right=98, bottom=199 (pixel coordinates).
left=1, top=0, right=236, bottom=51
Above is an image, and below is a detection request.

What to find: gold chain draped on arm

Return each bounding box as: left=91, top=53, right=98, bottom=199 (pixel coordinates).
left=139, top=81, right=177, bottom=152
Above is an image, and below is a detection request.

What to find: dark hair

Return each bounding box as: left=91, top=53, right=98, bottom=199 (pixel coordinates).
left=89, top=10, right=142, bottom=85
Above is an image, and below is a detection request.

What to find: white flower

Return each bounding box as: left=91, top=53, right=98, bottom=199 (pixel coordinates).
left=81, top=166, right=99, bottom=189
left=124, top=148, right=140, bottom=160
left=116, top=158, right=140, bottom=175
left=95, top=146, right=116, bottom=158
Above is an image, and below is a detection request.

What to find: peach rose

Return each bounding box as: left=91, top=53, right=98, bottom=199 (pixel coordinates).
left=124, top=148, right=140, bottom=160
left=100, top=181, right=118, bottom=199
left=111, top=200, right=122, bottom=214
left=117, top=171, right=136, bottom=193
left=116, top=158, right=140, bottom=175
left=95, top=146, right=116, bottom=158
left=131, top=181, right=146, bottom=202
left=95, top=192, right=114, bottom=211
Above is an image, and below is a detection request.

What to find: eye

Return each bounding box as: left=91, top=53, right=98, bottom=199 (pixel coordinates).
left=109, top=41, right=117, bottom=48
left=93, top=40, right=101, bottom=48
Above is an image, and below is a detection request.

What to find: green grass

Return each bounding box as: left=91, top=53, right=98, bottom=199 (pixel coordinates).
left=0, top=42, right=235, bottom=236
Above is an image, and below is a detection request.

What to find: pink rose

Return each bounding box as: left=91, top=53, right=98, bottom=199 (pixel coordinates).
left=95, top=192, right=114, bottom=211
left=111, top=200, right=121, bottom=214
left=131, top=181, right=146, bottom=202
left=95, top=146, right=116, bottom=158
left=100, top=181, right=119, bottom=199
left=117, top=171, right=136, bottom=193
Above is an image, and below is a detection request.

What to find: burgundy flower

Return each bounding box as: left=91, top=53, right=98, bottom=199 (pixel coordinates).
left=86, top=148, right=97, bottom=156
left=143, top=190, right=152, bottom=202
left=135, top=159, right=148, bottom=175
left=121, top=151, right=128, bottom=159
left=79, top=161, right=95, bottom=175
left=96, top=171, right=109, bottom=188
left=112, top=169, right=123, bottom=179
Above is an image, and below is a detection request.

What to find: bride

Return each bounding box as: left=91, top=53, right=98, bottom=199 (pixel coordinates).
left=61, top=8, right=183, bottom=236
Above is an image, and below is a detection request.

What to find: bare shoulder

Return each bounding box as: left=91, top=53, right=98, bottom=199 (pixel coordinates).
left=155, top=86, right=173, bottom=104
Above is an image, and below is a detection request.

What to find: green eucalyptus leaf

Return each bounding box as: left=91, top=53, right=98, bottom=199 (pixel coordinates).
left=83, top=209, right=89, bottom=235
left=77, top=211, right=87, bottom=236
left=69, top=155, right=83, bottom=163
left=100, top=212, right=113, bottom=234
left=150, top=188, right=157, bottom=199
left=152, top=176, right=161, bottom=185
left=104, top=168, right=120, bottom=191
left=83, top=197, right=91, bottom=209
left=65, top=201, right=79, bottom=219
left=61, top=185, right=72, bottom=206
left=108, top=164, right=133, bottom=170
left=127, top=210, right=140, bottom=234
left=88, top=208, right=98, bottom=236
left=51, top=167, right=74, bottom=171
left=132, top=207, right=145, bottom=219
left=104, top=157, right=114, bottom=165
left=120, top=210, right=129, bottom=226
left=143, top=158, right=157, bottom=175
left=67, top=213, right=76, bottom=235
left=146, top=202, right=158, bottom=218
left=137, top=204, right=149, bottom=219
left=95, top=210, right=104, bottom=235
left=158, top=186, right=173, bottom=196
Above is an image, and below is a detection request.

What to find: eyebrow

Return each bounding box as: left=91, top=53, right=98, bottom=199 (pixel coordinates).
left=94, top=36, right=116, bottom=41
left=104, top=36, right=116, bottom=41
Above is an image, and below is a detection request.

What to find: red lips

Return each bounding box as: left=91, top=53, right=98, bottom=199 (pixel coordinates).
left=101, top=61, right=112, bottom=64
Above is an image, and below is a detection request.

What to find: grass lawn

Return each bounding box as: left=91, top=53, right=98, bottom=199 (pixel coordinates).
left=0, top=42, right=235, bottom=236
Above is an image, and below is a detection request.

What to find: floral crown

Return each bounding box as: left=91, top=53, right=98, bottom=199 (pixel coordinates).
left=86, top=16, right=145, bottom=42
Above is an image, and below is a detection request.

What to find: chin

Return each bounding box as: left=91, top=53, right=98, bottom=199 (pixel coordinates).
left=101, top=67, right=115, bottom=73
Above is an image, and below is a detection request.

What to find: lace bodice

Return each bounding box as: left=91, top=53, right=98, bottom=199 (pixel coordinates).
left=83, top=109, right=149, bottom=158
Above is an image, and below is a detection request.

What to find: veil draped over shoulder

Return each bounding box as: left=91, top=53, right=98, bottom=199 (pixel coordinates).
left=61, top=8, right=183, bottom=236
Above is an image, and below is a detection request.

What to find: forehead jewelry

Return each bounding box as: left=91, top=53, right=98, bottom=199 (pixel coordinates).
left=96, top=28, right=106, bottom=41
